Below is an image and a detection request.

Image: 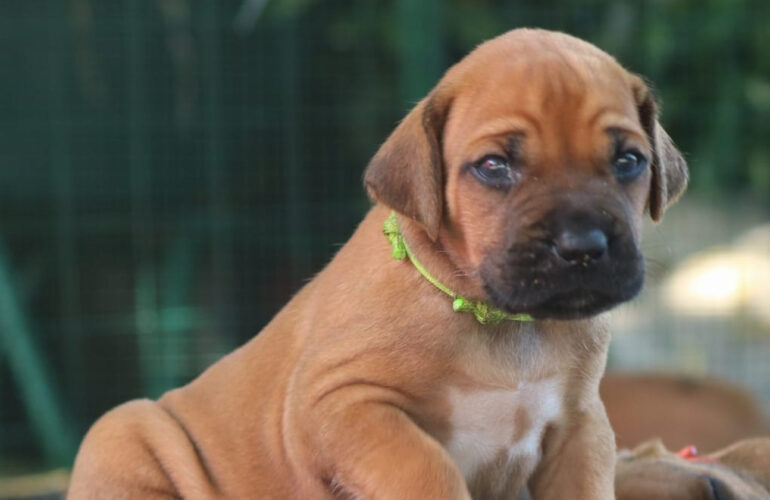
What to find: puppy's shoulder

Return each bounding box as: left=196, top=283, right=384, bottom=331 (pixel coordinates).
left=68, top=399, right=179, bottom=498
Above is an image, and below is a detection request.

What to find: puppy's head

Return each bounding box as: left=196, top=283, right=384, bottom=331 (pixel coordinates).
left=615, top=439, right=770, bottom=500
left=365, top=29, right=688, bottom=320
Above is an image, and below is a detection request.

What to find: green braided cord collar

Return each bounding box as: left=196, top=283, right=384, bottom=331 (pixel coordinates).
left=383, top=211, right=534, bottom=325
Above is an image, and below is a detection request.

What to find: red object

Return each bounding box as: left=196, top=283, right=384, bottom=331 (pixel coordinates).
left=677, top=445, right=698, bottom=459
left=676, top=444, right=718, bottom=464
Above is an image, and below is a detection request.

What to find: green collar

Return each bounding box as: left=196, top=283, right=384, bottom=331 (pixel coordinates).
left=383, top=211, right=534, bottom=325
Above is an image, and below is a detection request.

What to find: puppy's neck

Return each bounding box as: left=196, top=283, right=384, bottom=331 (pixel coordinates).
left=397, top=213, right=488, bottom=304
left=324, top=205, right=542, bottom=339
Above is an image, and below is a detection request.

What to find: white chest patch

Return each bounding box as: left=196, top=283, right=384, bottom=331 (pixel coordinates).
left=444, top=378, right=563, bottom=482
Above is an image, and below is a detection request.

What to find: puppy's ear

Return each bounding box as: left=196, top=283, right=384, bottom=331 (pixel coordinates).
left=363, top=89, right=451, bottom=240
left=632, top=77, right=689, bottom=222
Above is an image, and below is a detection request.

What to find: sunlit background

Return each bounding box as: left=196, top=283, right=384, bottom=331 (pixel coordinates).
left=1, top=0, right=768, bottom=496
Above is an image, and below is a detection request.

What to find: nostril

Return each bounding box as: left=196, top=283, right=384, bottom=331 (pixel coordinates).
left=705, top=475, right=734, bottom=500
left=554, top=229, right=608, bottom=264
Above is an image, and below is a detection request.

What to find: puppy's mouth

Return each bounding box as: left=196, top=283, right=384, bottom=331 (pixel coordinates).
left=481, top=241, right=645, bottom=320
left=522, top=289, right=624, bottom=319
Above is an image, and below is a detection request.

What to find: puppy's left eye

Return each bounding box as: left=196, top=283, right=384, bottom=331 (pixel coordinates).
left=472, top=155, right=516, bottom=189
left=613, top=150, right=648, bottom=183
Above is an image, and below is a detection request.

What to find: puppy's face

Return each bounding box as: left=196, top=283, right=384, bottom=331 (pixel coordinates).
left=365, top=29, right=688, bottom=320
left=441, top=34, right=657, bottom=319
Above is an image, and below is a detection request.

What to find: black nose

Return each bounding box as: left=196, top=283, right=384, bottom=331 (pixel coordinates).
left=554, top=228, right=608, bottom=264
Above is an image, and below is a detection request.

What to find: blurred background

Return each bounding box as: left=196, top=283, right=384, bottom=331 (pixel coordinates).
left=1, top=0, right=768, bottom=496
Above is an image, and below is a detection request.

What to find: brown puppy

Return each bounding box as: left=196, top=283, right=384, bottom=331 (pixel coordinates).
left=68, top=29, right=688, bottom=499
left=616, top=438, right=770, bottom=499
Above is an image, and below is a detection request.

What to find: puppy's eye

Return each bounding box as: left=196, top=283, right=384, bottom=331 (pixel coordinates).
left=472, top=155, right=516, bottom=188
left=613, top=150, right=648, bottom=183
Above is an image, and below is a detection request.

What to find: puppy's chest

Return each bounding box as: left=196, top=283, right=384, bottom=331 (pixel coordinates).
left=443, top=378, right=563, bottom=497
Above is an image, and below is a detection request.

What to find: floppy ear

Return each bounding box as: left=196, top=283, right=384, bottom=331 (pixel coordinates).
left=633, top=77, right=689, bottom=222
left=363, top=90, right=451, bottom=240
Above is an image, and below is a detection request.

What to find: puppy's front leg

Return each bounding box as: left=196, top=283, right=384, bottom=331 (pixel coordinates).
left=312, top=400, right=471, bottom=500
left=527, top=400, right=615, bottom=500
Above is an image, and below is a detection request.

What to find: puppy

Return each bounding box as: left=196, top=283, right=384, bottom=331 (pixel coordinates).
left=616, top=438, right=770, bottom=499
left=68, top=29, right=688, bottom=499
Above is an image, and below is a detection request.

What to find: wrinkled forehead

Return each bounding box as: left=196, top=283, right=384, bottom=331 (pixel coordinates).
left=442, top=36, right=642, bottom=158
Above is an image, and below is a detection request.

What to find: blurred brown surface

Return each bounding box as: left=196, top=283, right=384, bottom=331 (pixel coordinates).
left=602, top=372, right=770, bottom=454
left=0, top=469, right=67, bottom=500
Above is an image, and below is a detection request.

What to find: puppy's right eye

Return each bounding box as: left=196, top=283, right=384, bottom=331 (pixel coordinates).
left=472, top=155, right=516, bottom=189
